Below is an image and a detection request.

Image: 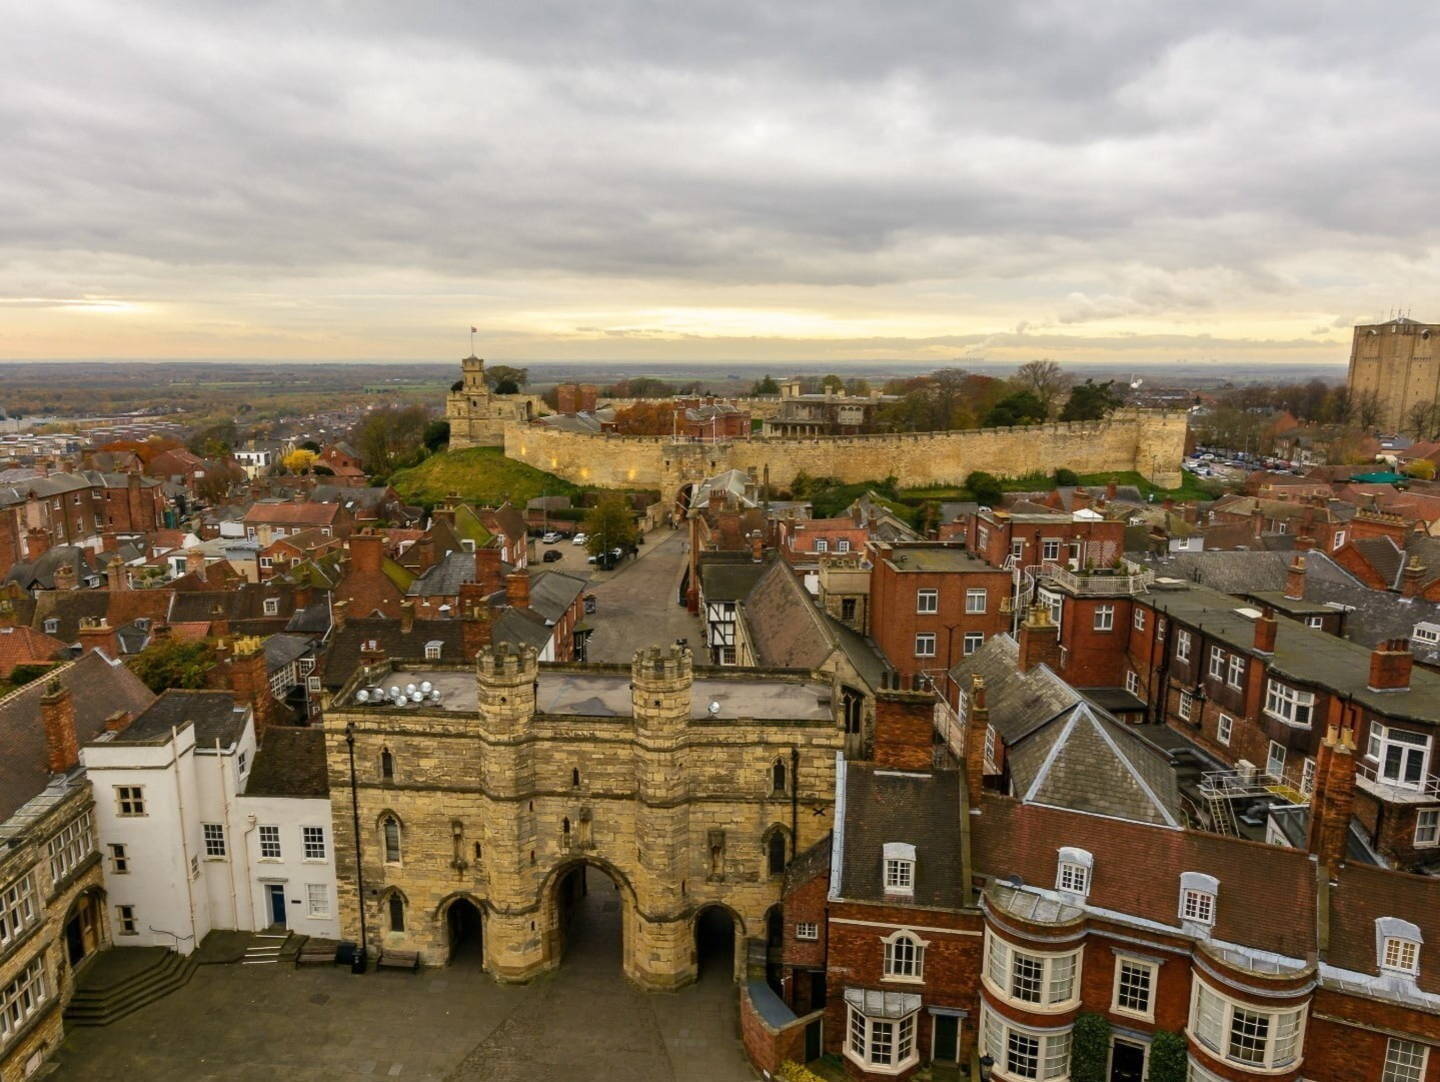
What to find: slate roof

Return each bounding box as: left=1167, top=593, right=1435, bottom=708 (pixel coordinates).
left=264, top=633, right=314, bottom=674
left=406, top=550, right=477, bottom=597
left=0, top=652, right=155, bottom=821
left=834, top=761, right=965, bottom=909
left=117, top=689, right=249, bottom=746
left=321, top=620, right=468, bottom=689
left=1005, top=702, right=1181, bottom=827
left=948, top=634, right=1080, bottom=743
left=5, top=547, right=104, bottom=591
left=1135, top=549, right=1359, bottom=595
left=740, top=561, right=887, bottom=689
left=699, top=555, right=771, bottom=603
left=1353, top=536, right=1406, bottom=589
left=29, top=590, right=109, bottom=644
left=528, top=571, right=587, bottom=624
left=243, top=727, right=328, bottom=799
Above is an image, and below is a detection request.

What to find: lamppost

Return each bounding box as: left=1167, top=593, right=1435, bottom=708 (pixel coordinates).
left=345, top=722, right=368, bottom=974
left=978, top=1054, right=995, bottom=1081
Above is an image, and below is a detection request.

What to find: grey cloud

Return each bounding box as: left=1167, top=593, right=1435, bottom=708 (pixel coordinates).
left=2, top=1, right=1439, bottom=357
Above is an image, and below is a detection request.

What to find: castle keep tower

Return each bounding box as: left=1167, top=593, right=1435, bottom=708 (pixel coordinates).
left=1347, top=316, right=1440, bottom=433
left=445, top=355, right=535, bottom=449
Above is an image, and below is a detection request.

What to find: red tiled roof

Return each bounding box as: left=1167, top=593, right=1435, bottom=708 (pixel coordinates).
left=242, top=502, right=341, bottom=526
left=972, top=797, right=1317, bottom=962
left=0, top=625, right=66, bottom=676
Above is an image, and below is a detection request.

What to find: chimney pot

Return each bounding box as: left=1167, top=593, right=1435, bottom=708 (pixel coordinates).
left=1368, top=639, right=1414, bottom=691
left=41, top=681, right=79, bottom=774
left=506, top=572, right=531, bottom=610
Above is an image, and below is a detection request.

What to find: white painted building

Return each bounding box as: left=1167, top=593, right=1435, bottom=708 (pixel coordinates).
left=81, top=690, right=338, bottom=951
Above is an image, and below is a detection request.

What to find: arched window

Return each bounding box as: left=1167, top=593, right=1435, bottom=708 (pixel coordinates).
left=381, top=749, right=394, bottom=782
left=772, top=758, right=787, bottom=794
left=883, top=931, right=926, bottom=979
left=382, top=816, right=402, bottom=864
left=571, top=767, right=581, bottom=788
left=767, top=831, right=788, bottom=876
left=388, top=894, right=405, bottom=932
left=562, top=817, right=571, bottom=835
left=473, top=841, right=483, bottom=861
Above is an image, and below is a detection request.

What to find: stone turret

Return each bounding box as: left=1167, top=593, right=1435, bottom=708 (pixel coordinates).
left=476, top=642, right=538, bottom=738
left=631, top=645, right=692, bottom=740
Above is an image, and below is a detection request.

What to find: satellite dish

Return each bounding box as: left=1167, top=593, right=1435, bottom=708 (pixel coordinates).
left=420, top=681, right=433, bottom=694
left=388, top=686, right=401, bottom=697
left=707, top=700, right=721, bottom=715
left=404, top=683, right=417, bottom=695
left=356, top=689, right=369, bottom=703
left=431, top=691, right=443, bottom=703
left=410, top=691, right=423, bottom=702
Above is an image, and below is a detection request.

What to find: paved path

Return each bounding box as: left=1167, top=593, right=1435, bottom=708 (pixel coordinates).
left=584, top=528, right=704, bottom=664
left=53, top=870, right=755, bottom=1081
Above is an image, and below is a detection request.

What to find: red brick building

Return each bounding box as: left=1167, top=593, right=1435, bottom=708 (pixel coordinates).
left=959, top=506, right=1127, bottom=574
left=867, top=542, right=1011, bottom=684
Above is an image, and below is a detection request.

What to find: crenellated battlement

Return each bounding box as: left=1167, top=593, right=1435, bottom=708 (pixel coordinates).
left=476, top=642, right=539, bottom=684
left=631, top=644, right=693, bottom=686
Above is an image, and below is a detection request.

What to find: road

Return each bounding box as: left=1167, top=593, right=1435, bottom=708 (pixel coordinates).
left=581, top=527, right=704, bottom=663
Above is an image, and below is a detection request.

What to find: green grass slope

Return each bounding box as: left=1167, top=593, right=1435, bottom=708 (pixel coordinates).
left=390, top=447, right=581, bottom=508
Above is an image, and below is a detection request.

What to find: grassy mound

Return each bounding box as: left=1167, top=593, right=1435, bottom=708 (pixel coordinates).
left=391, top=447, right=581, bottom=508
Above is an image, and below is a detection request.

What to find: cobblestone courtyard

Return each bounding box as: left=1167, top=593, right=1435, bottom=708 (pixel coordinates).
left=52, top=873, right=755, bottom=1082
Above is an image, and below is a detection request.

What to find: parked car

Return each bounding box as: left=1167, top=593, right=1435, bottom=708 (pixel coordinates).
left=572, top=533, right=588, bottom=546
left=542, top=549, right=563, bottom=562
left=542, top=531, right=560, bottom=544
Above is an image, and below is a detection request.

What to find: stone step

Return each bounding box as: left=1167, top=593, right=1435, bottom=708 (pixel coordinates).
left=65, top=950, right=199, bottom=1027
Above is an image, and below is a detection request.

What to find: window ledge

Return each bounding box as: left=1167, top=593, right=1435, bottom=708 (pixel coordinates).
left=843, top=1048, right=918, bottom=1077
left=881, top=974, right=924, bottom=985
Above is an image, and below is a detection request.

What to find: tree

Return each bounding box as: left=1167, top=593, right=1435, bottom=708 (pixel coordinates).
left=299, top=439, right=321, bottom=453
left=1354, top=388, right=1383, bottom=430
left=188, top=421, right=238, bottom=459
left=1404, top=458, right=1437, bottom=480
left=422, top=420, right=451, bottom=453
left=1147, top=1031, right=1187, bottom=1082
left=1406, top=401, right=1440, bottom=440
left=484, top=365, right=529, bottom=391
left=965, top=470, right=1003, bottom=506
left=1014, top=359, right=1071, bottom=417
left=1060, top=379, right=1125, bottom=421
left=844, top=377, right=871, bottom=396
left=752, top=375, right=780, bottom=395
left=820, top=374, right=845, bottom=393
left=1070, top=1013, right=1112, bottom=1082
left=352, top=405, right=430, bottom=476
left=612, top=402, right=677, bottom=435
left=582, top=494, right=638, bottom=557
left=282, top=448, right=318, bottom=474
left=127, top=640, right=218, bottom=693
left=1053, top=467, right=1080, bottom=487
left=983, top=390, right=1047, bottom=428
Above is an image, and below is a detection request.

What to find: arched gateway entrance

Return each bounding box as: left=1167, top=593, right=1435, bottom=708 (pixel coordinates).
left=443, top=896, right=484, bottom=965
left=693, top=905, right=739, bottom=983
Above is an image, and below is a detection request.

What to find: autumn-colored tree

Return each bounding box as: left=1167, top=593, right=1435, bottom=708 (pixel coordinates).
left=612, top=402, right=677, bottom=435
left=127, top=640, right=218, bottom=693
left=583, top=494, right=638, bottom=557
left=1404, top=458, right=1437, bottom=480
left=283, top=448, right=319, bottom=473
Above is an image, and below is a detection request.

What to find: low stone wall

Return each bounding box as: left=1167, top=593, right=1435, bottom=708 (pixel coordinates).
left=503, top=409, right=1187, bottom=491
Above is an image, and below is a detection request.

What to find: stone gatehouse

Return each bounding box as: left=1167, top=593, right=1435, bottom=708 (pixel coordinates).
left=324, top=644, right=843, bottom=989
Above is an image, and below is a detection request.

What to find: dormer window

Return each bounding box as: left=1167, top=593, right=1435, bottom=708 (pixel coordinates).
left=1055, top=847, right=1093, bottom=897
left=44, top=619, right=59, bottom=635
left=1378, top=917, right=1423, bottom=977
left=883, top=842, right=915, bottom=895
left=263, top=598, right=279, bottom=616
left=1180, top=872, right=1219, bottom=927
left=425, top=641, right=443, bottom=660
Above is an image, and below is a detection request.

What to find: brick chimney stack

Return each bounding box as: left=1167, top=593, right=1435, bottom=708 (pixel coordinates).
left=107, top=555, right=129, bottom=591
left=1402, top=557, right=1427, bottom=599
left=475, top=546, right=504, bottom=596
left=229, top=635, right=277, bottom=738
left=185, top=548, right=205, bottom=575
left=41, top=680, right=79, bottom=774
left=1368, top=638, right=1414, bottom=691
left=964, top=675, right=991, bottom=800
left=1294, top=535, right=1316, bottom=552
left=1253, top=607, right=1278, bottom=654
left=1017, top=604, right=1062, bottom=673
left=1306, top=721, right=1356, bottom=869
left=400, top=599, right=415, bottom=634
left=750, top=531, right=763, bottom=563
left=53, top=563, right=76, bottom=591
left=872, top=693, right=937, bottom=770
left=77, top=617, right=115, bottom=659
left=26, top=527, right=51, bottom=560
left=506, top=572, right=530, bottom=610
left=462, top=602, right=492, bottom=658
left=332, top=599, right=348, bottom=631
left=104, top=710, right=133, bottom=734
left=412, top=535, right=436, bottom=574
left=1284, top=555, right=1307, bottom=601
left=349, top=533, right=384, bottom=574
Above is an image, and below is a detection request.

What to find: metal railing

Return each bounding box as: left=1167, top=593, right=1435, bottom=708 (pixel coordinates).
left=1038, top=559, right=1155, bottom=596
left=1355, top=758, right=1440, bottom=799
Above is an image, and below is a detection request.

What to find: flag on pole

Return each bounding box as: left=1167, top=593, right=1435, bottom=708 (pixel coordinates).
left=470, top=326, right=477, bottom=333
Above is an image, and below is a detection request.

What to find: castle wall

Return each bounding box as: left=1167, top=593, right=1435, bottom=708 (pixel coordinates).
left=502, top=410, right=1188, bottom=491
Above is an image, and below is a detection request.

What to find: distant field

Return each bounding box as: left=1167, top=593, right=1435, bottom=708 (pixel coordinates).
left=390, top=447, right=581, bottom=507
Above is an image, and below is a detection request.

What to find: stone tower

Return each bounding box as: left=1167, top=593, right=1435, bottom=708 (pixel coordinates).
left=1347, top=317, right=1440, bottom=433
left=630, top=645, right=694, bottom=987
left=444, top=356, right=535, bottom=449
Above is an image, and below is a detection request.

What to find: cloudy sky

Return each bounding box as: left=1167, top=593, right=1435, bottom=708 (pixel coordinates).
left=2, top=1, right=1436, bottom=365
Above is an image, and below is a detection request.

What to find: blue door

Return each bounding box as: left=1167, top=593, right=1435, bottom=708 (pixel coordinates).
left=267, top=885, right=287, bottom=927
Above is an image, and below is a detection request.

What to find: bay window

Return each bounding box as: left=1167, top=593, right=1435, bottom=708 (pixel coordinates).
left=980, top=1003, right=1071, bottom=1081
left=1189, top=981, right=1305, bottom=1070
left=984, top=930, right=1081, bottom=1009
left=1264, top=680, right=1314, bottom=728
left=845, top=989, right=919, bottom=1073
left=1368, top=724, right=1432, bottom=791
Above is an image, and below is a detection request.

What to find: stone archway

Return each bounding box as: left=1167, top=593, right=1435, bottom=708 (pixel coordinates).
left=539, top=858, right=639, bottom=979
left=693, top=904, right=741, bottom=983
left=440, top=895, right=485, bottom=966
left=63, top=887, right=105, bottom=970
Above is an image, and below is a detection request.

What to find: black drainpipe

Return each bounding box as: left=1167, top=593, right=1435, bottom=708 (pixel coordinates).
left=790, top=746, right=800, bottom=861
left=346, top=723, right=369, bottom=972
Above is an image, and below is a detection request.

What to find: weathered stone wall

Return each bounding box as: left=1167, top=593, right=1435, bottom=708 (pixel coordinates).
left=325, top=646, right=843, bottom=989
left=502, top=409, right=1187, bottom=492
